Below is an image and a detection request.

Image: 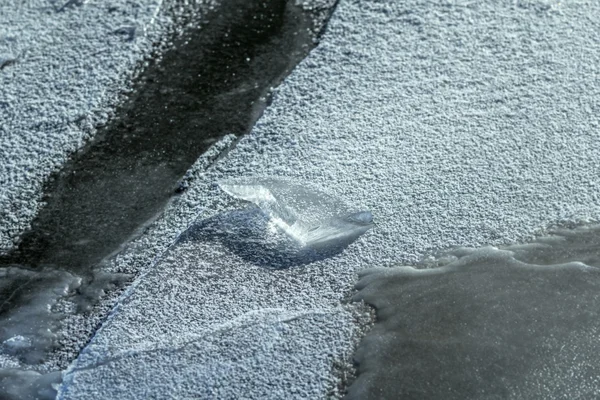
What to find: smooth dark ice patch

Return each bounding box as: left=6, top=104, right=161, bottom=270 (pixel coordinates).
left=0, top=268, right=80, bottom=364
left=349, top=225, right=600, bottom=400
left=505, top=224, right=600, bottom=267
left=0, top=369, right=61, bottom=400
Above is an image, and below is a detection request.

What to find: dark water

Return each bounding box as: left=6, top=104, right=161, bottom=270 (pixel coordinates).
left=0, top=0, right=337, bottom=372
left=348, top=224, right=600, bottom=400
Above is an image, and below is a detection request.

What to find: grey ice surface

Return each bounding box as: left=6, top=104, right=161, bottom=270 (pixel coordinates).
left=51, top=0, right=600, bottom=398
left=61, top=238, right=362, bottom=399
left=0, top=369, right=61, bottom=400
left=0, top=268, right=81, bottom=365
left=0, top=0, right=170, bottom=253
left=350, top=225, right=600, bottom=399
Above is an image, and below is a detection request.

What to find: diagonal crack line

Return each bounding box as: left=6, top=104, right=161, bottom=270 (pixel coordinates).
left=69, top=308, right=337, bottom=373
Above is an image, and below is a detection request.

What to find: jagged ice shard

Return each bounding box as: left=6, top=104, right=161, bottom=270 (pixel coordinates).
left=218, top=178, right=373, bottom=250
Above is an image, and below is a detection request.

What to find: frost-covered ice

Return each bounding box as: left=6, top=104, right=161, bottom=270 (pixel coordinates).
left=219, top=178, right=373, bottom=250
left=60, top=0, right=600, bottom=398
left=0, top=0, right=173, bottom=389
left=58, top=228, right=367, bottom=399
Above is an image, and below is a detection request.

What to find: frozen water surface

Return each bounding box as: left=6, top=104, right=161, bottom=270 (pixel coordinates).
left=349, top=224, right=600, bottom=400
left=0, top=369, right=61, bottom=400
left=219, top=178, right=373, bottom=250
left=0, top=268, right=81, bottom=365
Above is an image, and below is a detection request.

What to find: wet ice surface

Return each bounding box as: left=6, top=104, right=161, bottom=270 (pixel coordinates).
left=0, top=264, right=130, bottom=377
left=0, top=369, right=61, bottom=400
left=349, top=224, right=600, bottom=400
left=0, top=268, right=80, bottom=365
left=216, top=178, right=373, bottom=266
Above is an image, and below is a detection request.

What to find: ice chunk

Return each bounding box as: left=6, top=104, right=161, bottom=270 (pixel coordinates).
left=218, top=178, right=373, bottom=250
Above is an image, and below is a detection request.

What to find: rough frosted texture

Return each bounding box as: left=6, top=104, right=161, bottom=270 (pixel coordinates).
left=219, top=178, right=373, bottom=250
left=60, top=0, right=600, bottom=398
left=58, top=236, right=363, bottom=400
left=349, top=225, right=600, bottom=400
left=0, top=0, right=168, bottom=253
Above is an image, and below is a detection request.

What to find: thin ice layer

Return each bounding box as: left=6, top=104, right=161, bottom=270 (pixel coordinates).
left=349, top=225, right=600, bottom=400
left=0, top=369, right=61, bottom=400
left=219, top=178, right=373, bottom=249
left=0, top=268, right=81, bottom=366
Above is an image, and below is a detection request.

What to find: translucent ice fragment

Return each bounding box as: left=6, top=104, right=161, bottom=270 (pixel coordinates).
left=219, top=178, right=373, bottom=249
